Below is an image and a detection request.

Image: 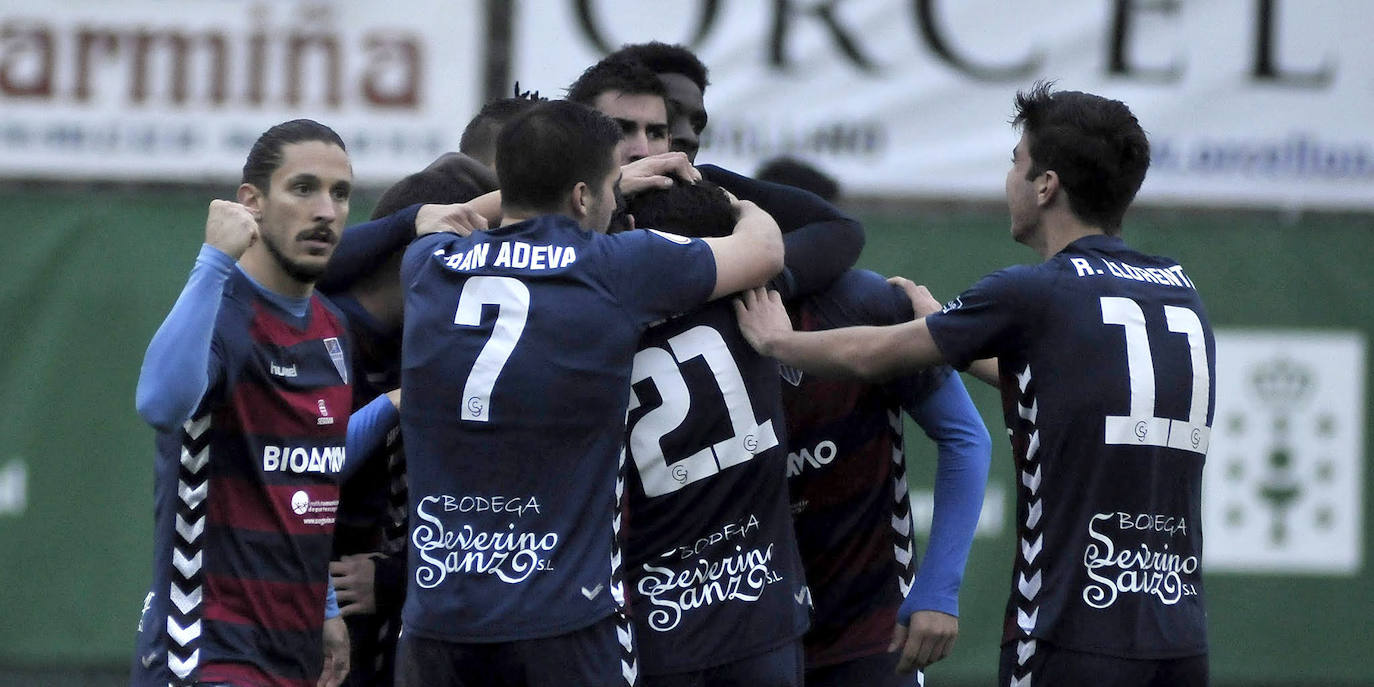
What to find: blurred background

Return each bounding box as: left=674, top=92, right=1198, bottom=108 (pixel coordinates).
left=0, top=1, right=1369, bottom=685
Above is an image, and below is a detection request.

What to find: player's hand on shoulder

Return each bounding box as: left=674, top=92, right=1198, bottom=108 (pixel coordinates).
left=890, top=609, right=959, bottom=674
left=621, top=152, right=700, bottom=196
left=888, top=276, right=943, bottom=318
left=204, top=199, right=258, bottom=259
left=417, top=202, right=487, bottom=237
left=732, top=287, right=792, bottom=356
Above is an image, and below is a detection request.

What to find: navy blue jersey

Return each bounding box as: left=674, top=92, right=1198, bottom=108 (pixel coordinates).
left=783, top=270, right=960, bottom=668
left=925, top=235, right=1214, bottom=660
left=623, top=299, right=809, bottom=675
left=399, top=216, right=716, bottom=643
left=133, top=270, right=353, bottom=687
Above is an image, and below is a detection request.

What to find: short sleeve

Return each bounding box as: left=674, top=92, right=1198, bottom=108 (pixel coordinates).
left=925, top=265, right=1040, bottom=370
left=401, top=233, right=451, bottom=287
left=600, top=229, right=717, bottom=325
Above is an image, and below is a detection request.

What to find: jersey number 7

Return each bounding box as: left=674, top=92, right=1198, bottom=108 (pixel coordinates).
left=453, top=276, right=530, bottom=423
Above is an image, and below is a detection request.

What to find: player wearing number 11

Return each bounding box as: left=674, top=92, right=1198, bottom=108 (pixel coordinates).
left=397, top=100, right=783, bottom=687
left=735, top=82, right=1214, bottom=687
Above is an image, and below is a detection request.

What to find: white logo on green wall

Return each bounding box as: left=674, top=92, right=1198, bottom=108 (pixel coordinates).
left=1203, top=331, right=1365, bottom=574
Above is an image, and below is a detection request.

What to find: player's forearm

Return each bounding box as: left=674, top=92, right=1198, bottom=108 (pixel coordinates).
left=704, top=202, right=783, bottom=300
left=701, top=163, right=863, bottom=299
left=340, top=391, right=401, bottom=483
left=317, top=204, right=423, bottom=293
left=776, top=217, right=864, bottom=300
left=467, top=190, right=503, bottom=227
left=758, top=319, right=942, bottom=382
left=904, top=374, right=992, bottom=616
left=135, top=244, right=233, bottom=432
left=966, top=358, right=1000, bottom=388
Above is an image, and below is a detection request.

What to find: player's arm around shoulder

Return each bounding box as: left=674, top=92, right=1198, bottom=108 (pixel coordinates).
left=735, top=286, right=946, bottom=383
left=699, top=198, right=784, bottom=301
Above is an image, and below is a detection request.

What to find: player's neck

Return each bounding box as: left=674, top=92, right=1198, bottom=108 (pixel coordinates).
left=500, top=201, right=583, bottom=229
left=1034, top=212, right=1106, bottom=261
left=238, top=249, right=316, bottom=299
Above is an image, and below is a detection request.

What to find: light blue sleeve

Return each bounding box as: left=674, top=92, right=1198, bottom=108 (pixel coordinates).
left=325, top=580, right=340, bottom=619
left=135, top=244, right=236, bottom=432
left=898, top=373, right=992, bottom=620
left=341, top=392, right=400, bottom=483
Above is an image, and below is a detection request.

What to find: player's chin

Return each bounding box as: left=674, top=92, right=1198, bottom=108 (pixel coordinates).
left=290, top=252, right=333, bottom=280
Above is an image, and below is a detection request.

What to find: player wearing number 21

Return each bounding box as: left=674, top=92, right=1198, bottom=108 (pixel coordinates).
left=396, top=100, right=782, bottom=687
left=735, top=82, right=1215, bottom=687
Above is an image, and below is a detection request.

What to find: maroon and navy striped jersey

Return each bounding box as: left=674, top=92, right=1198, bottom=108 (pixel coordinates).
left=134, top=269, right=352, bottom=687
left=783, top=270, right=955, bottom=668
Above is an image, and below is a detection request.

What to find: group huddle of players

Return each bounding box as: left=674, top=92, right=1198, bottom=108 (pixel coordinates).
left=130, top=38, right=1214, bottom=687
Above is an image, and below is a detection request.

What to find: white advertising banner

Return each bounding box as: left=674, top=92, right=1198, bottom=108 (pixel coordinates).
left=511, top=1, right=1374, bottom=209
left=0, top=0, right=482, bottom=184
left=1203, top=330, right=1366, bottom=575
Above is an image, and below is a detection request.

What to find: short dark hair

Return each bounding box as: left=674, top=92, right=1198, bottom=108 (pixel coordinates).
left=755, top=157, right=841, bottom=203
left=459, top=96, right=543, bottom=169
left=241, top=119, right=346, bottom=191
left=610, top=42, right=710, bottom=93
left=626, top=180, right=735, bottom=239
left=566, top=55, right=667, bottom=106
left=496, top=100, right=622, bottom=212
left=1012, top=81, right=1150, bottom=233
left=370, top=153, right=499, bottom=220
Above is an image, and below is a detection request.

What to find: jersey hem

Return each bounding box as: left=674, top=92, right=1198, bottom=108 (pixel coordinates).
left=802, top=639, right=893, bottom=670
left=404, top=608, right=614, bottom=644
left=641, top=622, right=808, bottom=676
left=1012, top=634, right=1209, bottom=661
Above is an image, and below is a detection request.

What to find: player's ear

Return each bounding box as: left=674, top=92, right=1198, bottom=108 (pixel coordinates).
left=238, top=182, right=264, bottom=219
left=1037, top=169, right=1059, bottom=207
left=569, top=181, right=591, bottom=220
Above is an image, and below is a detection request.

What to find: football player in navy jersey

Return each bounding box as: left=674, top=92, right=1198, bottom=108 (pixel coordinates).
left=396, top=100, right=783, bottom=687
left=607, top=42, right=864, bottom=302
left=319, top=153, right=499, bottom=687
left=735, top=83, right=1214, bottom=687
left=618, top=181, right=810, bottom=687
left=130, top=119, right=408, bottom=687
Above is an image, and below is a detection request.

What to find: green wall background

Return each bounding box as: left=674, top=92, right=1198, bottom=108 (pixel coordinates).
left=0, top=186, right=1369, bottom=685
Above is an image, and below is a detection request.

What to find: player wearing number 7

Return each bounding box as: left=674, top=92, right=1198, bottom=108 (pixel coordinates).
left=396, top=100, right=783, bottom=687
left=735, top=82, right=1214, bottom=687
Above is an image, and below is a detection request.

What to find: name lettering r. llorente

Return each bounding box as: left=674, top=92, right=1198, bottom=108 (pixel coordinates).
left=1069, top=257, right=1196, bottom=289
left=443, top=241, right=578, bottom=272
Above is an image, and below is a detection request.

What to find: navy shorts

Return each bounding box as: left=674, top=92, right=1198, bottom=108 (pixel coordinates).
left=641, top=639, right=803, bottom=687
left=397, top=615, right=629, bottom=687
left=998, top=640, right=1208, bottom=687
left=805, top=651, right=923, bottom=687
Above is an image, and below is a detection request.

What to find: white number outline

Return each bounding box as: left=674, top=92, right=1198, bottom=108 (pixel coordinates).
left=627, top=325, right=779, bottom=497
left=1099, top=297, right=1211, bottom=454
left=452, top=276, right=529, bottom=422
